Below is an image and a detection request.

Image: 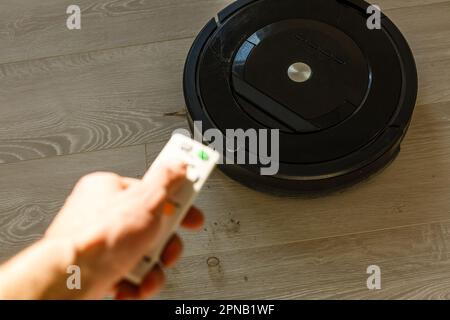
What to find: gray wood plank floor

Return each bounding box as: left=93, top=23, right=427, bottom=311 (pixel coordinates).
left=0, top=0, right=449, bottom=299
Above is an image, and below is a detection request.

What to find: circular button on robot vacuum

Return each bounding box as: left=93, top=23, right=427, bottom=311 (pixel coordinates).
left=183, top=0, right=418, bottom=194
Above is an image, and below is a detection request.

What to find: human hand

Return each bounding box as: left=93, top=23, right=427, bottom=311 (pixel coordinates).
left=43, top=160, right=203, bottom=299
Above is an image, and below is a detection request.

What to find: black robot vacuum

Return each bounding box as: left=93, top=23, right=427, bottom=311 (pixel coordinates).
left=183, top=0, right=418, bottom=195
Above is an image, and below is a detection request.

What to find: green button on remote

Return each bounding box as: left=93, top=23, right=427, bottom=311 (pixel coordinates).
left=198, top=150, right=209, bottom=161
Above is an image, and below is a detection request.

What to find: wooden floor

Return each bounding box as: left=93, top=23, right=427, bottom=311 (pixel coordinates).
left=0, top=0, right=449, bottom=299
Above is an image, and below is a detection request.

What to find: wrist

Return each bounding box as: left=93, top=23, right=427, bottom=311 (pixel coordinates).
left=38, top=236, right=104, bottom=299
left=0, top=237, right=87, bottom=299
left=36, top=237, right=83, bottom=299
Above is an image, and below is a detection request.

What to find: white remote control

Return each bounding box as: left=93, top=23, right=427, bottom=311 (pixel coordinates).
left=126, top=134, right=220, bottom=285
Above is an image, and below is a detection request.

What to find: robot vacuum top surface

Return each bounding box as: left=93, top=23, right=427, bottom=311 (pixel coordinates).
left=183, top=0, right=418, bottom=194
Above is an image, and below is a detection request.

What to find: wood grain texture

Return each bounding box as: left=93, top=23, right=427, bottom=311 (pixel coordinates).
left=0, top=145, right=146, bottom=262
left=158, top=221, right=450, bottom=299
left=0, top=38, right=193, bottom=164
left=0, top=0, right=233, bottom=65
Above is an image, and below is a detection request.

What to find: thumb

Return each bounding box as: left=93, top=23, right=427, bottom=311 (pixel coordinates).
left=126, top=159, right=187, bottom=213
left=142, top=159, right=187, bottom=193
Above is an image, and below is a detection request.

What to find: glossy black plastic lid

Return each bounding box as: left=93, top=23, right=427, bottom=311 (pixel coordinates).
left=184, top=0, right=418, bottom=194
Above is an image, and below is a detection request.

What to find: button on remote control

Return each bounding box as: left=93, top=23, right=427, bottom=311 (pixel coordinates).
left=181, top=143, right=193, bottom=152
